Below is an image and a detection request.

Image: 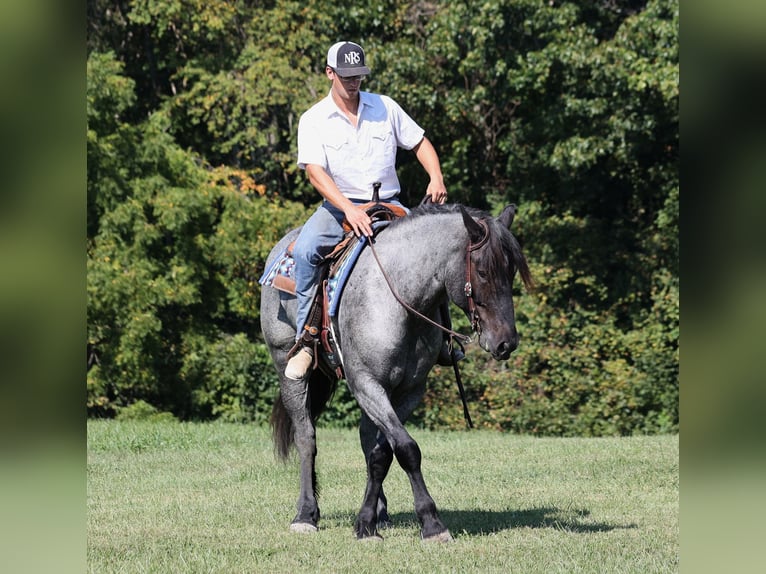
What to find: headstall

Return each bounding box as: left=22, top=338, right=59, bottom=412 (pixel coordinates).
left=464, top=219, right=490, bottom=334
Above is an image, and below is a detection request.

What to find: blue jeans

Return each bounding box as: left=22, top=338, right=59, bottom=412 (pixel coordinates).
left=292, top=198, right=408, bottom=341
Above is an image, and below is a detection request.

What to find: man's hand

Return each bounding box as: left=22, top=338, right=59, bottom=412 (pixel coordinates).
left=345, top=204, right=373, bottom=237
left=426, top=178, right=448, bottom=204
left=414, top=137, right=448, bottom=204
left=305, top=164, right=373, bottom=236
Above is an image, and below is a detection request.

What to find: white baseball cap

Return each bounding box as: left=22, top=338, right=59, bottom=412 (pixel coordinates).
left=326, top=41, right=371, bottom=77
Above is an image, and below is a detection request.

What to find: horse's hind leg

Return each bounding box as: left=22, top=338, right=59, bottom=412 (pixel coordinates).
left=292, top=419, right=319, bottom=531
left=279, top=378, right=320, bottom=532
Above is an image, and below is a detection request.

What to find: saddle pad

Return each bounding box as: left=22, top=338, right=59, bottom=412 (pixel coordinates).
left=259, top=235, right=368, bottom=317
left=326, top=236, right=367, bottom=317
left=258, top=249, right=298, bottom=295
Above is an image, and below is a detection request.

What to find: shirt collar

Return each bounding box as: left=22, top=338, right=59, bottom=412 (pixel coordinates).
left=322, top=90, right=371, bottom=119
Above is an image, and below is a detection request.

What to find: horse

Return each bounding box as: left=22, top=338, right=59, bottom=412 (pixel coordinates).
left=260, top=202, right=533, bottom=541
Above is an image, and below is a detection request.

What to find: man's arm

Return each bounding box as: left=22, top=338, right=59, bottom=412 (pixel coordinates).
left=413, top=137, right=448, bottom=204
left=305, top=164, right=373, bottom=237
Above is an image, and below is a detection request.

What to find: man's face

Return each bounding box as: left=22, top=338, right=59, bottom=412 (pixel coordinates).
left=328, top=67, right=364, bottom=100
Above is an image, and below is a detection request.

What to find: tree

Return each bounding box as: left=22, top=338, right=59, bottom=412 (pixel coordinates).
left=87, top=50, right=309, bottom=417
left=87, top=0, right=678, bottom=434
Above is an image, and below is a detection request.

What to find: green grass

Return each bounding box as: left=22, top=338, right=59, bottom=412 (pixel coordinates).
left=87, top=421, right=678, bottom=573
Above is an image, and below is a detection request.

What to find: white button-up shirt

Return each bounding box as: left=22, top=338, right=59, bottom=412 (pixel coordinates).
left=297, top=91, right=425, bottom=201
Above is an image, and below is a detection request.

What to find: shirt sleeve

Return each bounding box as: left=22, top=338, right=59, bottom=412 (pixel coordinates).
left=384, top=96, right=425, bottom=151
left=296, top=112, right=327, bottom=170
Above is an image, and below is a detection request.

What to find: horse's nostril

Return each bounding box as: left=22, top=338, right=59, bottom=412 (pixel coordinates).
left=497, top=338, right=518, bottom=357
left=496, top=341, right=513, bottom=357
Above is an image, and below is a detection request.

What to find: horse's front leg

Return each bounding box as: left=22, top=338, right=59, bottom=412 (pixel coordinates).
left=352, top=381, right=452, bottom=542
left=392, top=429, right=452, bottom=541
left=278, top=378, right=320, bottom=532
left=354, top=432, right=393, bottom=540
left=359, top=414, right=392, bottom=528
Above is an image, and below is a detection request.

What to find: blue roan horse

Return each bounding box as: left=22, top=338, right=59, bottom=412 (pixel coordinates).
left=260, top=203, right=533, bottom=541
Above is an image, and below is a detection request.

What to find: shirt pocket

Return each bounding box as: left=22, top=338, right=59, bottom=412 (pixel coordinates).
left=368, top=125, right=396, bottom=170
left=323, top=134, right=349, bottom=173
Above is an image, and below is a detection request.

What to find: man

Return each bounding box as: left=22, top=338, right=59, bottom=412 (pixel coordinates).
left=285, top=40, right=453, bottom=380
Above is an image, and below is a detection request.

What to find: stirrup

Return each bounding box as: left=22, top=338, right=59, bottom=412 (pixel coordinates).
left=436, top=340, right=465, bottom=366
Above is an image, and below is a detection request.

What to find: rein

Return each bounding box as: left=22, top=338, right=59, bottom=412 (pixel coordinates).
left=366, top=209, right=491, bottom=430
left=367, top=241, right=471, bottom=346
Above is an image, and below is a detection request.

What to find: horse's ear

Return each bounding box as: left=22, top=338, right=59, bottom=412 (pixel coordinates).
left=460, top=205, right=485, bottom=243
left=497, top=204, right=517, bottom=229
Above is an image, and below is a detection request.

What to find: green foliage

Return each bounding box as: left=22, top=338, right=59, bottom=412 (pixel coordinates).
left=406, top=0, right=678, bottom=435
left=115, top=399, right=177, bottom=422
left=180, top=333, right=279, bottom=423
left=87, top=49, right=310, bottom=419
left=416, top=256, right=677, bottom=435
left=87, top=0, right=678, bottom=435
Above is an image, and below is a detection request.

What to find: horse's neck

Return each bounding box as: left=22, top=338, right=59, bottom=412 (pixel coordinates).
left=373, top=214, right=467, bottom=308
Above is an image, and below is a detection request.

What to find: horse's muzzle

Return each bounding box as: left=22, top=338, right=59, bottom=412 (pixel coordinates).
left=492, top=335, right=518, bottom=361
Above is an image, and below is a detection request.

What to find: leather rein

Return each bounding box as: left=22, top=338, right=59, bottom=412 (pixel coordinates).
left=366, top=213, right=491, bottom=430
left=367, top=217, right=490, bottom=347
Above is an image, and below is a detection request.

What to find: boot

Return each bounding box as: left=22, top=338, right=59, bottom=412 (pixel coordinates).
left=436, top=340, right=465, bottom=366
left=435, top=302, right=464, bottom=366
left=285, top=347, right=314, bottom=380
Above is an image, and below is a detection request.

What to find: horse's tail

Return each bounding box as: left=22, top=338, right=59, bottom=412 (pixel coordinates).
left=270, top=370, right=339, bottom=462
left=270, top=392, right=294, bottom=462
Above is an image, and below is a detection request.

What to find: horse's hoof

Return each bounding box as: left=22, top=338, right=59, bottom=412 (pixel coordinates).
left=423, top=529, right=453, bottom=543
left=289, top=522, right=318, bottom=533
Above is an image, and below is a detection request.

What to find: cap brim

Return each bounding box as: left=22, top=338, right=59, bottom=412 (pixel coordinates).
left=334, top=66, right=371, bottom=77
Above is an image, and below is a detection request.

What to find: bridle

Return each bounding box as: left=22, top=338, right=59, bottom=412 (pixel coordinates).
left=464, top=219, right=490, bottom=335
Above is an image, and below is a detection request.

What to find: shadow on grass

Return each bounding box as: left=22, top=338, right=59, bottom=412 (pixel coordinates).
left=383, top=507, right=636, bottom=536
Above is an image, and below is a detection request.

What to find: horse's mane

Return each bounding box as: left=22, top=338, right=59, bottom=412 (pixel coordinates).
left=483, top=214, right=535, bottom=292
left=389, top=202, right=485, bottom=223
left=386, top=203, right=533, bottom=291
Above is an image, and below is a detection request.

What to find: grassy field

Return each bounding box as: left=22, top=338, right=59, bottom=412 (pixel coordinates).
left=87, top=421, right=678, bottom=573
